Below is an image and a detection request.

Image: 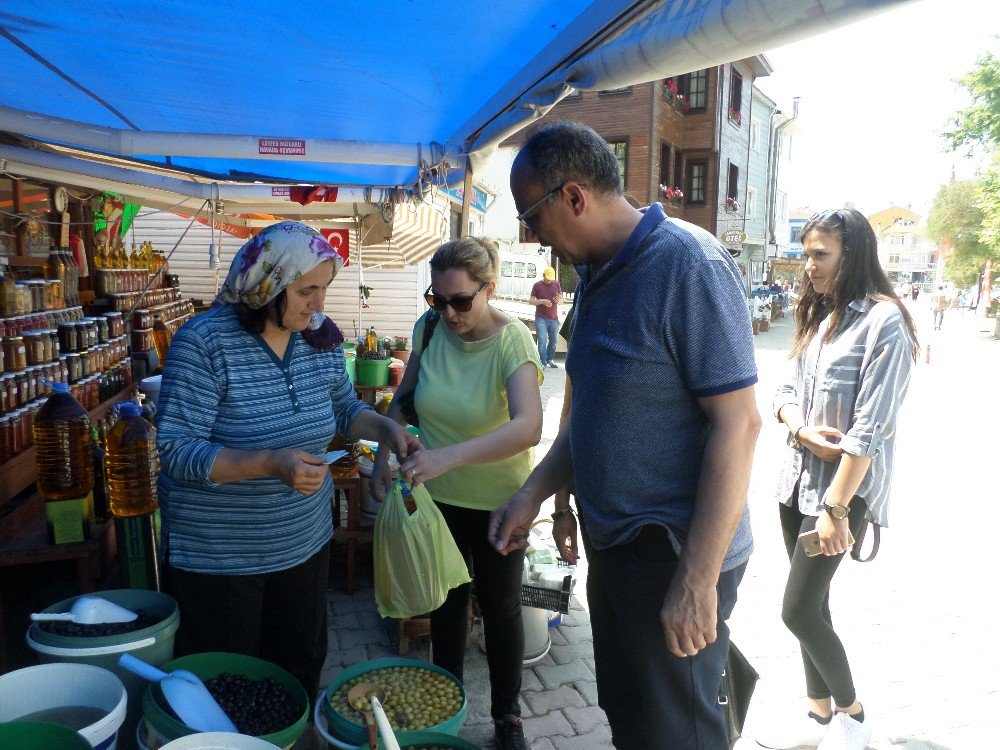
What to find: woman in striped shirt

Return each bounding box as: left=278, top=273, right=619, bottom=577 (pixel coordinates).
left=760, top=208, right=918, bottom=750
left=156, top=221, right=418, bottom=702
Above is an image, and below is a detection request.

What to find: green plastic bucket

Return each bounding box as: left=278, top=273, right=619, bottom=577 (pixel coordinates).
left=0, top=721, right=94, bottom=750
left=360, top=731, right=479, bottom=749
left=321, top=658, right=467, bottom=746
left=344, top=352, right=356, bottom=384
left=26, top=588, right=180, bottom=750
left=355, top=358, right=390, bottom=387
left=140, top=652, right=308, bottom=750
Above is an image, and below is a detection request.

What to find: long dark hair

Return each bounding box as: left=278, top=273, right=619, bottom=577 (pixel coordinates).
left=792, top=208, right=917, bottom=360
left=235, top=290, right=288, bottom=334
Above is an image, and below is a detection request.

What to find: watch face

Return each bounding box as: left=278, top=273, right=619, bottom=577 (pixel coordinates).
left=827, top=504, right=848, bottom=519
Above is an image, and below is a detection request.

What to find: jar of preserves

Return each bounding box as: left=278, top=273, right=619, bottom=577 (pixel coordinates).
left=65, top=352, right=83, bottom=383
left=133, top=308, right=154, bottom=330
left=95, top=269, right=115, bottom=298
left=14, top=371, right=29, bottom=407
left=3, top=336, right=27, bottom=373
left=104, top=311, right=124, bottom=338
left=9, top=409, right=24, bottom=455
left=46, top=329, right=59, bottom=360
left=130, top=328, right=154, bottom=352
left=0, top=415, right=11, bottom=461
left=95, top=316, right=109, bottom=344
left=80, top=350, right=93, bottom=379
left=58, top=356, right=69, bottom=384
left=22, top=331, right=44, bottom=366
left=58, top=321, right=77, bottom=353
left=1, top=374, right=13, bottom=414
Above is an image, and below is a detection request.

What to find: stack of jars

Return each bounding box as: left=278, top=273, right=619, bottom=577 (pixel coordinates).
left=127, top=300, right=194, bottom=355
left=95, top=268, right=151, bottom=297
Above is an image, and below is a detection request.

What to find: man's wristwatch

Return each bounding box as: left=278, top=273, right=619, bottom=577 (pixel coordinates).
left=823, top=502, right=850, bottom=520
left=551, top=507, right=576, bottom=521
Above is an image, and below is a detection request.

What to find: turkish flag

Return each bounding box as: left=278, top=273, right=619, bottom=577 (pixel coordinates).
left=320, top=228, right=351, bottom=266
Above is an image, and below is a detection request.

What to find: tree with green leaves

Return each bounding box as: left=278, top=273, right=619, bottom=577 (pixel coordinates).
left=926, top=179, right=998, bottom=288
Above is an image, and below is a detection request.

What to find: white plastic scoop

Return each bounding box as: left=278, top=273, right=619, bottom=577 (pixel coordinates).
left=31, top=595, right=138, bottom=624
left=118, top=654, right=238, bottom=733
left=371, top=695, right=401, bottom=750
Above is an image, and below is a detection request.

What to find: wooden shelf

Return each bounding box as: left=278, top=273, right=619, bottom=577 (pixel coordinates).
left=0, top=384, right=138, bottom=513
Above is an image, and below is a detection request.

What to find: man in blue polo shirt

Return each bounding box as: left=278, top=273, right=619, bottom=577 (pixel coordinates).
left=490, top=121, right=761, bottom=749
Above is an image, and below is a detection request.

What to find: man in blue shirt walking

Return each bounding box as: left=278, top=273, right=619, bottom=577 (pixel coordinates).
left=490, top=122, right=762, bottom=749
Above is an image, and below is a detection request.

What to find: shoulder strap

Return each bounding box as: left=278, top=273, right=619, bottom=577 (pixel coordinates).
left=850, top=521, right=880, bottom=563
left=420, top=311, right=440, bottom=354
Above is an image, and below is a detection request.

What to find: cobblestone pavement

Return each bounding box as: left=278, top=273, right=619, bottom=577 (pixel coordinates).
left=308, top=307, right=1000, bottom=749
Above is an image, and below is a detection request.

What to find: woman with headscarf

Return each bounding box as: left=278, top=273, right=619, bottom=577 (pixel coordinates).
left=156, top=221, right=419, bottom=700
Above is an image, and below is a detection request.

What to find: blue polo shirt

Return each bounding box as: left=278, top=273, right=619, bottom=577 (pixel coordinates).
left=566, top=203, right=756, bottom=571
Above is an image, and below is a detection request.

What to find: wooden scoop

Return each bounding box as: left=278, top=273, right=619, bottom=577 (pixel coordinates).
left=347, top=682, right=386, bottom=750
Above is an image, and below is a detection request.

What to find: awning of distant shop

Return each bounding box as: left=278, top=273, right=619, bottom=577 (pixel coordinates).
left=0, top=0, right=914, bottom=232
left=356, top=200, right=450, bottom=270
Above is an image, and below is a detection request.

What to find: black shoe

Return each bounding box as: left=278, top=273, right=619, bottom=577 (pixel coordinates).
left=495, top=714, right=528, bottom=750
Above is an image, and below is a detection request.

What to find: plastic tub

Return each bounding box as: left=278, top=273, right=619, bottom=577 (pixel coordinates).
left=140, top=375, right=162, bottom=405
left=321, top=658, right=467, bottom=746
left=354, top=357, right=390, bottom=387
left=141, top=652, right=308, bottom=750
left=160, top=732, right=281, bottom=749
left=0, top=663, right=128, bottom=750
left=0, top=721, right=94, bottom=750
left=344, top=352, right=356, bottom=384
left=27, top=588, right=180, bottom=750
left=360, top=731, right=481, bottom=750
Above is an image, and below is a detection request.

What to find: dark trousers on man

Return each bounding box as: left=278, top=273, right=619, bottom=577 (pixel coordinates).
left=584, top=525, right=745, bottom=749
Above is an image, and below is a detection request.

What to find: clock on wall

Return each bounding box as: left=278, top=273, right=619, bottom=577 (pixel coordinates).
left=53, top=187, right=68, bottom=213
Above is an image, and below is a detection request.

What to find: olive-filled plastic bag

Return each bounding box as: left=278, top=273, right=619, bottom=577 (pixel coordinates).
left=374, top=479, right=471, bottom=619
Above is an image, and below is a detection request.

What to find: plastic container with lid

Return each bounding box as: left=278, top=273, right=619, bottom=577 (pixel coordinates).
left=105, top=400, right=160, bottom=517
left=33, top=380, right=94, bottom=509
left=3, top=336, right=26, bottom=373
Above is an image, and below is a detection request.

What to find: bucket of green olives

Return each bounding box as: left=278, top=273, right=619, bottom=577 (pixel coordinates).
left=323, top=658, right=467, bottom=745
left=359, top=730, right=481, bottom=749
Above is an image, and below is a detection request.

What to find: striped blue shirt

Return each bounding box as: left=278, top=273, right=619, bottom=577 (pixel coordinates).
left=156, top=304, right=371, bottom=575
left=773, top=299, right=914, bottom=527
left=566, top=203, right=757, bottom=571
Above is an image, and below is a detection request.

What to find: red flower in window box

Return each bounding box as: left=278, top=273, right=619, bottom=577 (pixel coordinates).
left=727, top=106, right=742, bottom=125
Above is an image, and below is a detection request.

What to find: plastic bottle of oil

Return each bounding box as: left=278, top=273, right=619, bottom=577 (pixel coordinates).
left=152, top=314, right=171, bottom=367
left=33, top=381, right=94, bottom=543
left=105, top=400, right=160, bottom=517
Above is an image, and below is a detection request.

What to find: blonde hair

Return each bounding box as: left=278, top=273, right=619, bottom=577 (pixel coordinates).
left=429, top=237, right=500, bottom=284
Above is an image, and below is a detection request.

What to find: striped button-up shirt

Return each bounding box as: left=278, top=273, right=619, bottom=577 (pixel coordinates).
left=773, top=299, right=914, bottom=527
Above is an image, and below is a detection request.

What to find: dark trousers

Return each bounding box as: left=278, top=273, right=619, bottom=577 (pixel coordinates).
left=165, top=541, right=330, bottom=703
left=584, top=524, right=745, bottom=750
left=778, top=501, right=868, bottom=708
left=430, top=502, right=525, bottom=720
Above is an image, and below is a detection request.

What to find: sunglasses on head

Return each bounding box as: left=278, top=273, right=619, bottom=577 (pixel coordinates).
left=424, top=282, right=487, bottom=312
left=809, top=209, right=846, bottom=224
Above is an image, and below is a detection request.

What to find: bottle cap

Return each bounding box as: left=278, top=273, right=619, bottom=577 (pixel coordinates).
left=114, top=401, right=142, bottom=418
left=50, top=381, right=71, bottom=394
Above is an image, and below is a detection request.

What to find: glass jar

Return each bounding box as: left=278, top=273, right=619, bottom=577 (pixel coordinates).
left=9, top=408, right=24, bottom=456
left=58, top=321, right=77, bottom=353
left=14, top=370, right=28, bottom=407
left=58, top=356, right=69, bottom=384
left=81, top=349, right=93, bottom=378
left=104, top=311, right=124, bottom=338
left=3, top=336, right=27, bottom=373
left=65, top=352, right=83, bottom=382
left=46, top=329, right=59, bottom=360
left=24, top=366, right=37, bottom=402
left=133, top=308, right=154, bottom=330
left=1, top=374, right=12, bottom=414
left=0, top=415, right=11, bottom=462
left=121, top=357, right=133, bottom=387
left=131, top=328, right=154, bottom=352
left=95, top=316, right=109, bottom=344
left=22, top=331, right=45, bottom=366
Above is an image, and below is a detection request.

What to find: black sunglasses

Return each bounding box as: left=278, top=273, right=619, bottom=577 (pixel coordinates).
left=808, top=209, right=846, bottom=224
left=424, top=282, right=487, bottom=312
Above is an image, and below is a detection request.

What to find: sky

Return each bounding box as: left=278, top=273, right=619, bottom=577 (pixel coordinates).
left=756, top=0, right=1000, bottom=218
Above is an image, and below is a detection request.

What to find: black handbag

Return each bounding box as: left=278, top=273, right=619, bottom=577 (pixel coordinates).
left=397, top=311, right=439, bottom=427
left=720, top=640, right=759, bottom=748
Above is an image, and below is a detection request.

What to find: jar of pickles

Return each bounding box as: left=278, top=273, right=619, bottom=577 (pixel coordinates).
left=133, top=308, right=154, bottom=329
left=131, top=328, right=154, bottom=352
left=65, top=352, right=83, bottom=383
left=22, top=331, right=45, bottom=366
left=104, top=311, right=124, bottom=338
left=3, top=336, right=27, bottom=373
left=95, top=316, right=109, bottom=344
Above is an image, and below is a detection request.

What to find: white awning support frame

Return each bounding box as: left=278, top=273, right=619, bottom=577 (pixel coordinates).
left=0, top=105, right=461, bottom=168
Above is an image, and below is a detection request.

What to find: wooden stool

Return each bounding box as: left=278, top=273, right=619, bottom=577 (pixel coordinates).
left=331, top=475, right=369, bottom=595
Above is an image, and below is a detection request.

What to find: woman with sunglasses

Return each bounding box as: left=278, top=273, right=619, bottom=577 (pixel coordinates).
left=372, top=236, right=543, bottom=750
left=757, top=208, right=918, bottom=750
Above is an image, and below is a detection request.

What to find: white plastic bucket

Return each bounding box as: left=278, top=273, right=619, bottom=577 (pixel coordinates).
left=0, top=662, right=128, bottom=750
left=140, top=375, right=162, bottom=405
left=160, top=732, right=281, bottom=749
left=522, top=605, right=551, bottom=664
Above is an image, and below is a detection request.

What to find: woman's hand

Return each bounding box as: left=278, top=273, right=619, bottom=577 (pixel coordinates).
left=815, top=510, right=853, bottom=556
left=399, top=448, right=454, bottom=487
left=268, top=449, right=329, bottom=495
left=552, top=513, right=579, bottom=564
left=377, top=417, right=422, bottom=460
left=369, top=444, right=394, bottom=504
left=798, top=425, right=845, bottom=463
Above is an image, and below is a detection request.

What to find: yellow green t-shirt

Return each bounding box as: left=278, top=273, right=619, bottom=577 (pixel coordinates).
left=412, top=311, right=543, bottom=511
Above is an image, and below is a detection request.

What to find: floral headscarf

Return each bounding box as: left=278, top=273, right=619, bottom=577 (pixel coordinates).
left=217, top=221, right=344, bottom=309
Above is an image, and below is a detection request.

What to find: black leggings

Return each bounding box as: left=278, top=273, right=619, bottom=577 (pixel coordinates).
left=430, top=502, right=525, bottom=720
left=779, top=500, right=869, bottom=708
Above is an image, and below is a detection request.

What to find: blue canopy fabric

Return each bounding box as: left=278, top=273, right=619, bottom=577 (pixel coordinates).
left=1, top=0, right=913, bottom=203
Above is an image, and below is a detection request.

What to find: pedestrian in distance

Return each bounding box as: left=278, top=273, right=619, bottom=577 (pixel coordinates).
left=490, top=121, right=762, bottom=750
left=931, top=285, right=948, bottom=330
left=156, top=221, right=419, bottom=703
left=528, top=266, right=562, bottom=368
left=371, top=236, right=544, bottom=750
left=756, top=208, right=918, bottom=750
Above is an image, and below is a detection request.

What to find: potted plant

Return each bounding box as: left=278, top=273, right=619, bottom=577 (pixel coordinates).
left=725, top=197, right=740, bottom=213
left=391, top=336, right=409, bottom=363
left=727, top=106, right=742, bottom=126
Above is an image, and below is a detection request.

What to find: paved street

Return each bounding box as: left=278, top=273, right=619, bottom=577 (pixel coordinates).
left=316, top=301, right=1000, bottom=750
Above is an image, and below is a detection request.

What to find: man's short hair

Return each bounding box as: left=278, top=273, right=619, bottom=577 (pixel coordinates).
left=518, top=121, right=622, bottom=196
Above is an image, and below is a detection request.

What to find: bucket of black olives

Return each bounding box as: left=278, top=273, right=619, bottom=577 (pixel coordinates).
left=139, top=652, right=309, bottom=749
left=323, top=658, right=467, bottom=746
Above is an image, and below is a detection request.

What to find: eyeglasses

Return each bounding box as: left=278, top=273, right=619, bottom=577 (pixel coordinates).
left=516, top=183, right=565, bottom=229
left=424, top=282, right=487, bottom=312
left=808, top=209, right=846, bottom=224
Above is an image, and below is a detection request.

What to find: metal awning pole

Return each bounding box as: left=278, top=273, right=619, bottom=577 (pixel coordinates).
left=459, top=158, right=474, bottom=238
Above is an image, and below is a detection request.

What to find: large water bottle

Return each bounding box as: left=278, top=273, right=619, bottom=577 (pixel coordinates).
left=33, top=382, right=94, bottom=501
left=105, top=401, right=160, bottom=517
